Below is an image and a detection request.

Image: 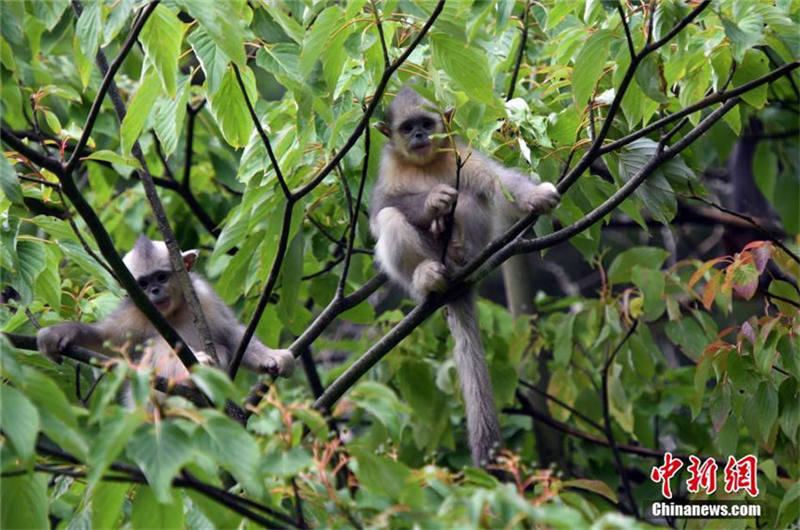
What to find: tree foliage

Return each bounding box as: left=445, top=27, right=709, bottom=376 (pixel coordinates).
left=1, top=0, right=798, bottom=528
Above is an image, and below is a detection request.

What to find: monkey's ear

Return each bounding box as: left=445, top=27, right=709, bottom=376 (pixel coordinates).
left=443, top=107, right=455, bottom=125
left=375, top=122, right=391, bottom=138
left=182, top=249, right=199, bottom=271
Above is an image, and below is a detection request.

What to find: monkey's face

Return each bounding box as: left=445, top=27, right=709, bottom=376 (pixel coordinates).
left=394, top=113, right=443, bottom=164
left=136, top=270, right=180, bottom=316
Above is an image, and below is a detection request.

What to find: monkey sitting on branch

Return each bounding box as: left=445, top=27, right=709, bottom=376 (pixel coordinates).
left=370, top=87, right=561, bottom=466
left=37, top=236, right=294, bottom=383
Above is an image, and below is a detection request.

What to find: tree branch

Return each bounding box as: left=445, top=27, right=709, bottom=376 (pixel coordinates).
left=506, top=1, right=530, bottom=101
left=291, top=0, right=444, bottom=200
left=601, top=321, right=639, bottom=518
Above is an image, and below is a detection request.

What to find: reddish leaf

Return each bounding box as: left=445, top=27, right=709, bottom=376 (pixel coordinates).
left=702, top=271, right=721, bottom=310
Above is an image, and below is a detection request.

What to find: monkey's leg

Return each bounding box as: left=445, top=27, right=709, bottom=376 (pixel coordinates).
left=374, top=207, right=444, bottom=298
left=446, top=291, right=501, bottom=466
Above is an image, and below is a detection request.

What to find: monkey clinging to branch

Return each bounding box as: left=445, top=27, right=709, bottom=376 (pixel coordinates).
left=370, top=87, right=561, bottom=466
left=37, top=236, right=294, bottom=382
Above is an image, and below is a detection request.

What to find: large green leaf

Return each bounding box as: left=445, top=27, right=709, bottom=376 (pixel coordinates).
left=0, top=473, right=48, bottom=529
left=180, top=0, right=247, bottom=66
left=607, top=247, right=669, bottom=285
left=127, top=421, right=195, bottom=503
left=0, top=155, right=22, bottom=205
left=121, top=68, right=162, bottom=155
left=75, top=0, right=103, bottom=67
left=131, top=485, right=184, bottom=530
left=196, top=411, right=263, bottom=497
left=208, top=65, right=257, bottom=149
left=138, top=4, right=184, bottom=97
left=431, top=32, right=495, bottom=106
left=299, top=6, right=344, bottom=77
left=572, top=29, right=611, bottom=108
left=187, top=27, right=228, bottom=94
left=0, top=385, right=39, bottom=462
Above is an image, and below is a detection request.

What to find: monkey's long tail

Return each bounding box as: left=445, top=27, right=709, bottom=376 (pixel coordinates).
left=446, top=292, right=501, bottom=467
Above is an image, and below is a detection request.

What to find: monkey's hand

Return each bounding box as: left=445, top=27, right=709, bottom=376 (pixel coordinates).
left=520, top=182, right=560, bottom=214
left=36, top=324, right=79, bottom=363
left=425, top=184, right=458, bottom=218
left=261, top=349, right=295, bottom=378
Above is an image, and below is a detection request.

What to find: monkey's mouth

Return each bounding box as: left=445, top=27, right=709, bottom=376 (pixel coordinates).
left=409, top=141, right=431, bottom=153
left=153, top=298, right=171, bottom=312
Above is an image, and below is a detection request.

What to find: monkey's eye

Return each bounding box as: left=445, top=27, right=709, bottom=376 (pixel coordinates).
left=400, top=123, right=413, bottom=134
left=137, top=278, right=148, bottom=289
left=156, top=272, right=169, bottom=283
left=421, top=118, right=434, bottom=129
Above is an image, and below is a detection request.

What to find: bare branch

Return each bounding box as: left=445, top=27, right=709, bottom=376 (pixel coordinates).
left=233, top=63, right=290, bottom=198
left=616, top=3, right=636, bottom=59
left=506, top=1, right=530, bottom=101
left=601, top=321, right=640, bottom=518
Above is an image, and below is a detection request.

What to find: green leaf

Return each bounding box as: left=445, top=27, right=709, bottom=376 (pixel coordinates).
left=187, top=27, right=228, bottom=94
left=290, top=407, right=329, bottom=440
left=197, top=411, right=263, bottom=496
left=261, top=4, right=304, bottom=44
left=83, top=149, right=142, bottom=169
left=300, top=7, right=343, bottom=76
left=14, top=240, right=47, bottom=305
left=721, top=13, right=764, bottom=62
left=731, top=49, right=769, bottom=109
left=349, top=447, right=423, bottom=507
left=616, top=139, right=676, bottom=224
left=778, top=378, right=800, bottom=443
left=553, top=312, right=576, bottom=367
left=209, top=65, right=257, bottom=149
left=635, top=54, right=669, bottom=104
left=631, top=265, right=666, bottom=322
left=348, top=381, right=410, bottom=439
left=75, top=0, right=103, bottom=68
left=91, top=482, right=129, bottom=529
left=572, top=29, right=612, bottom=108
left=262, top=446, right=313, bottom=477
left=562, top=479, right=618, bottom=503
left=138, top=4, right=184, bottom=97
left=131, top=485, right=184, bottom=530
left=431, top=32, right=495, bottom=106
left=121, top=68, right=162, bottom=155
left=0, top=385, right=40, bottom=463
left=0, top=473, right=48, bottom=530
left=190, top=365, right=240, bottom=408
left=0, top=155, right=23, bottom=205
left=31, top=0, right=70, bottom=31
left=744, top=382, right=778, bottom=444
left=153, top=74, right=190, bottom=157
left=607, top=247, right=669, bottom=285
left=181, top=0, right=246, bottom=66
left=88, top=410, right=144, bottom=491
left=127, top=422, right=194, bottom=503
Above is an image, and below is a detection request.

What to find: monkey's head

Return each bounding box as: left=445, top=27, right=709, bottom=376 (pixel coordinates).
left=122, top=235, right=198, bottom=317
left=379, top=87, right=450, bottom=165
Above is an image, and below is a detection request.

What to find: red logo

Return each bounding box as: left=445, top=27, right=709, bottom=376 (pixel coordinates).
left=723, top=455, right=759, bottom=497
left=650, top=452, right=683, bottom=499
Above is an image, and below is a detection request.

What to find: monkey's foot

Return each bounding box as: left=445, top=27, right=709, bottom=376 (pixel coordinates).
left=194, top=350, right=215, bottom=365
left=412, top=260, right=448, bottom=296
left=523, top=182, right=561, bottom=214
left=262, top=349, right=295, bottom=377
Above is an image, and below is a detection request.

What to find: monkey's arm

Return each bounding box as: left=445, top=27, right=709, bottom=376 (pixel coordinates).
left=495, top=164, right=560, bottom=219
left=36, top=301, right=142, bottom=363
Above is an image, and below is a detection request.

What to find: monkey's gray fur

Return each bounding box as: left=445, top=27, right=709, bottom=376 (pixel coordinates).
left=370, top=87, right=560, bottom=466
left=37, top=236, right=294, bottom=384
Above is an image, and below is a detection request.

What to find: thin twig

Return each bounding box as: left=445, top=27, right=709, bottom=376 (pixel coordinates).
left=336, top=122, right=370, bottom=298
left=506, top=1, right=530, bottom=101
left=617, top=3, right=636, bottom=59
left=232, top=63, right=290, bottom=198
left=601, top=321, right=640, bottom=518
